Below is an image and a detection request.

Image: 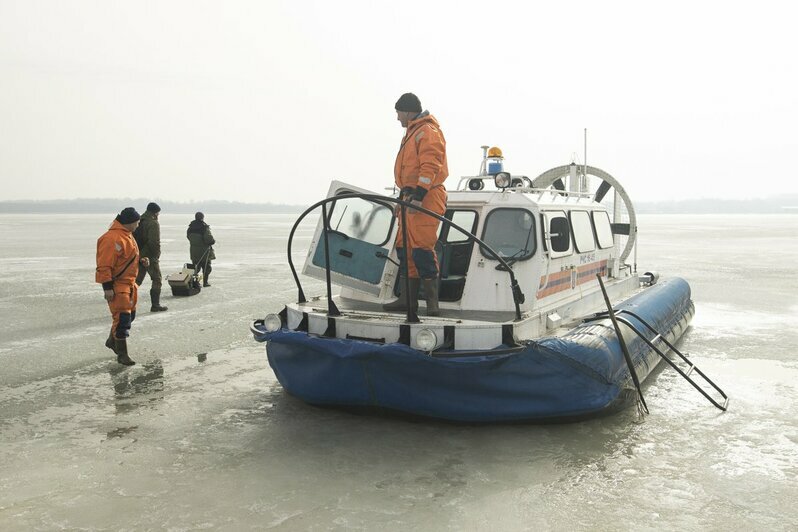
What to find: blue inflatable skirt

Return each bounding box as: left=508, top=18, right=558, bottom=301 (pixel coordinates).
left=253, top=278, right=694, bottom=422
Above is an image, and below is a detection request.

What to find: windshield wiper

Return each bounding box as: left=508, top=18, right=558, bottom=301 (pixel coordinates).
left=495, top=248, right=529, bottom=271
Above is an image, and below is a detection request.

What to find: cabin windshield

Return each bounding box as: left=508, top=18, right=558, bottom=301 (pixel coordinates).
left=480, top=208, right=536, bottom=261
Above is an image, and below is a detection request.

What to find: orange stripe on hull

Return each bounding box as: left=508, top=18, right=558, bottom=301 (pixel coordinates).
left=536, top=260, right=608, bottom=299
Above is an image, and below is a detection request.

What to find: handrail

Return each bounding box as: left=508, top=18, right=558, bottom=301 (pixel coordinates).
left=597, top=275, right=649, bottom=415
left=614, top=310, right=729, bottom=411
left=320, top=202, right=340, bottom=317
left=455, top=177, right=594, bottom=198
left=398, top=193, right=417, bottom=323
left=286, top=192, right=527, bottom=321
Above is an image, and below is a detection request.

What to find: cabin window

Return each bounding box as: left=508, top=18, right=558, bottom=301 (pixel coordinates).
left=569, top=210, right=596, bottom=252
left=542, top=211, right=573, bottom=258
left=444, top=210, right=478, bottom=242
left=592, top=211, right=614, bottom=249
left=327, top=194, right=394, bottom=246
left=480, top=208, right=536, bottom=261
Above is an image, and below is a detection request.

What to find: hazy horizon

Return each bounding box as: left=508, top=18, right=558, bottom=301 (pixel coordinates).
left=2, top=1, right=797, bottom=205
left=2, top=194, right=797, bottom=215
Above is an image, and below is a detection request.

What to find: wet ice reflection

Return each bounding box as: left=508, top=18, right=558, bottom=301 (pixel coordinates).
left=109, top=360, right=165, bottom=415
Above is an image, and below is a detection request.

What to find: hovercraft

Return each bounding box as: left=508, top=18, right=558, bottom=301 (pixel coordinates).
left=251, top=147, right=727, bottom=422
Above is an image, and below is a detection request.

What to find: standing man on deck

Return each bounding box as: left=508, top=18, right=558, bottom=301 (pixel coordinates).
left=383, top=92, right=448, bottom=316
left=135, top=202, right=168, bottom=312
left=96, top=207, right=149, bottom=366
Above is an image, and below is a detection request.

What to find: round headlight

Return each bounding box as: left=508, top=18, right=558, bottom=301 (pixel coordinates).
left=468, top=178, right=484, bottom=191
left=416, top=328, right=438, bottom=352
left=264, top=313, right=282, bottom=333
left=494, top=172, right=511, bottom=189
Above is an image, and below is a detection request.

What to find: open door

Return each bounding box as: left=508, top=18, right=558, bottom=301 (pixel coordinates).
left=302, top=181, right=398, bottom=297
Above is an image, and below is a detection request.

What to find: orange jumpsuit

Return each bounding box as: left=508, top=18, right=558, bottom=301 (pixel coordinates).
left=394, top=111, right=448, bottom=279
left=96, top=220, right=140, bottom=339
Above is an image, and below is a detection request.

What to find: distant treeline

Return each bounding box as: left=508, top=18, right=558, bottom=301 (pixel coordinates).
left=0, top=196, right=796, bottom=215
left=635, top=195, right=798, bottom=214
left=0, top=198, right=306, bottom=214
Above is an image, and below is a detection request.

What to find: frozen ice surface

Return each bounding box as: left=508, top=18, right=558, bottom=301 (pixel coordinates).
left=1, top=213, right=797, bottom=530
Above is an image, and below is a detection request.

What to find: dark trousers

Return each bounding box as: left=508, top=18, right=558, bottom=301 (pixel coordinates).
left=395, top=247, right=438, bottom=280
left=198, top=260, right=212, bottom=284
left=135, top=259, right=163, bottom=291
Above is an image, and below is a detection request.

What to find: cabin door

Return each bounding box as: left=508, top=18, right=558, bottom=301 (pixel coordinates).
left=302, top=181, right=398, bottom=297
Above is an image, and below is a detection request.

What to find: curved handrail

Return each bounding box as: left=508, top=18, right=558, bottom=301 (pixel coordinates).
left=286, top=192, right=526, bottom=321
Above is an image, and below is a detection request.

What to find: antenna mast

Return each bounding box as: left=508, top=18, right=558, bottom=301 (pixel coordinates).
left=583, top=128, right=587, bottom=192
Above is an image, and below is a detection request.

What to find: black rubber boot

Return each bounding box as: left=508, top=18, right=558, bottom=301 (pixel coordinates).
left=383, top=278, right=408, bottom=311
left=422, top=278, right=440, bottom=316
left=383, top=278, right=420, bottom=312
left=203, top=272, right=210, bottom=287
left=150, top=289, right=168, bottom=312
left=105, top=329, right=116, bottom=351
left=114, top=338, right=136, bottom=366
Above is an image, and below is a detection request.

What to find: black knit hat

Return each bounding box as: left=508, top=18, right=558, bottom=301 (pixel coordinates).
left=395, top=93, right=422, bottom=113
left=146, top=202, right=161, bottom=213
left=195, top=212, right=204, bottom=221
left=116, top=207, right=141, bottom=224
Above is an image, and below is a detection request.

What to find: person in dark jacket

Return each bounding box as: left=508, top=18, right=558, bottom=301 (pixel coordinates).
left=135, top=202, right=168, bottom=311
left=187, top=212, right=216, bottom=287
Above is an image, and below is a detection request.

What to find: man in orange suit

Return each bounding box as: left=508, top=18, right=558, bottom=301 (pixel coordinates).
left=384, top=93, right=448, bottom=316
left=96, top=207, right=149, bottom=365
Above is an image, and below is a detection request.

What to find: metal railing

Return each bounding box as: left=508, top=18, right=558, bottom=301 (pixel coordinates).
left=286, top=192, right=526, bottom=322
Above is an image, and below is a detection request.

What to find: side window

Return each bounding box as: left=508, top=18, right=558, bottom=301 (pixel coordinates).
left=570, top=211, right=596, bottom=252
left=592, top=211, right=614, bottom=249
left=480, top=208, right=536, bottom=260
left=446, top=210, right=478, bottom=243
left=328, top=194, right=394, bottom=246
left=542, top=211, right=573, bottom=258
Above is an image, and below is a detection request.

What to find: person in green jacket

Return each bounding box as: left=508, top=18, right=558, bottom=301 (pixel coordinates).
left=135, top=202, right=168, bottom=311
left=187, top=212, right=216, bottom=287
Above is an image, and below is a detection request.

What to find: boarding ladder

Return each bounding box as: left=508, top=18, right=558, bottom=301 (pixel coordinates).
left=595, top=275, right=729, bottom=413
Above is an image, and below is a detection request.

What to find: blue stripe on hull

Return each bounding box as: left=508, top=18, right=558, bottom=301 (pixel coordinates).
left=260, top=278, right=694, bottom=422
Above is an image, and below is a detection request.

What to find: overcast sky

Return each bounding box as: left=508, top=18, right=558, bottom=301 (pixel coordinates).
left=1, top=0, right=796, bottom=205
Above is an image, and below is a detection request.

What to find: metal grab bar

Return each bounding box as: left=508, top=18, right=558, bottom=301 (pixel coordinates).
left=597, top=275, right=649, bottom=414
left=588, top=302, right=730, bottom=412
left=285, top=192, right=527, bottom=321
left=613, top=311, right=729, bottom=411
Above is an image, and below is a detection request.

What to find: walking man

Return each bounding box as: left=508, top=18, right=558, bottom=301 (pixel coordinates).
left=187, top=212, right=216, bottom=287
left=383, top=92, right=448, bottom=316
left=135, top=202, right=168, bottom=311
left=96, top=207, right=149, bottom=366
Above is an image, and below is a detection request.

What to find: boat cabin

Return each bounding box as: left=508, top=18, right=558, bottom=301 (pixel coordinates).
left=291, top=162, right=642, bottom=351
